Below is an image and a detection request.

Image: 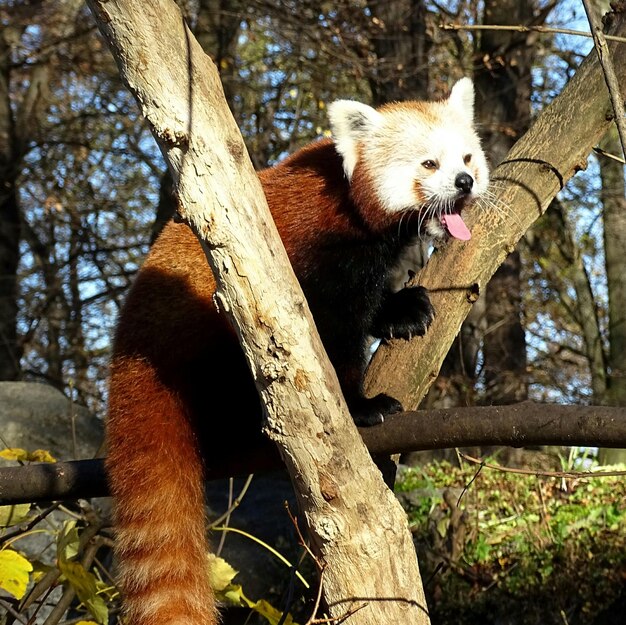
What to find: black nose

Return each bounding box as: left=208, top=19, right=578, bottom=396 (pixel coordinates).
left=455, top=172, right=474, bottom=194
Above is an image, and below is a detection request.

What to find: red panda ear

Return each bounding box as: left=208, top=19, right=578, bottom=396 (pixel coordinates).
left=328, top=100, right=383, bottom=179
left=448, top=78, right=475, bottom=123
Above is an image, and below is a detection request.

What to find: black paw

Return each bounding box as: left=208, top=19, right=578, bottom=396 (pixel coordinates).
left=373, top=286, right=435, bottom=340
left=349, top=393, right=404, bottom=426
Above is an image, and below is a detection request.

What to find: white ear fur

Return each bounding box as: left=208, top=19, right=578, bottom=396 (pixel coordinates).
left=448, top=77, right=475, bottom=123
left=328, top=100, right=383, bottom=179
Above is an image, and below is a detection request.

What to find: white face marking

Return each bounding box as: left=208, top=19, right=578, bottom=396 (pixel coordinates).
left=329, top=79, right=489, bottom=218
left=367, top=113, right=489, bottom=214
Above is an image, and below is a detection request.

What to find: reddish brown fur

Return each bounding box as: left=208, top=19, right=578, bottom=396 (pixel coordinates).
left=107, top=138, right=396, bottom=625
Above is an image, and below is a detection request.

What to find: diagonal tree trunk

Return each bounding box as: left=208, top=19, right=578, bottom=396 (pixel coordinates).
left=365, top=4, right=626, bottom=410
left=87, top=1, right=430, bottom=623
left=151, top=0, right=243, bottom=244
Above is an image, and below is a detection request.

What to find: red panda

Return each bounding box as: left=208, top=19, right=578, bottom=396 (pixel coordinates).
left=106, top=78, right=489, bottom=625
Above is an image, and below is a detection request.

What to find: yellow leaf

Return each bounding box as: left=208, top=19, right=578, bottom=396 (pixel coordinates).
left=207, top=554, right=238, bottom=592
left=75, top=622, right=99, bottom=625
left=59, top=559, right=108, bottom=624
left=0, top=448, right=29, bottom=462
left=28, top=449, right=56, bottom=463
left=220, top=583, right=247, bottom=607
left=57, top=521, right=79, bottom=563
left=252, top=599, right=298, bottom=625
left=0, top=549, right=33, bottom=599
left=0, top=504, right=31, bottom=528
left=436, top=517, right=449, bottom=538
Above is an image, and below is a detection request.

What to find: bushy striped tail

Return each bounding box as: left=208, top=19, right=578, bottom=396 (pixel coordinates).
left=107, top=356, right=217, bottom=625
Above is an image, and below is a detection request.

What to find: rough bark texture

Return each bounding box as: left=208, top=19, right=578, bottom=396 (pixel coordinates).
left=86, top=1, right=429, bottom=623
left=365, top=5, right=626, bottom=410
left=151, top=0, right=242, bottom=244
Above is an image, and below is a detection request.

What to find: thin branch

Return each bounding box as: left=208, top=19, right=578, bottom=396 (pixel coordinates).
left=459, top=452, right=626, bottom=478
left=593, top=145, right=626, bottom=164
left=439, top=21, right=626, bottom=44
left=582, top=0, right=626, bottom=159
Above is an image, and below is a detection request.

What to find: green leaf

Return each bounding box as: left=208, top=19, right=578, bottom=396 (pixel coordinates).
left=0, top=504, right=31, bottom=528
left=0, top=549, right=33, bottom=599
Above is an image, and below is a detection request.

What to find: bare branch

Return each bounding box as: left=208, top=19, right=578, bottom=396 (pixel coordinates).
left=582, top=0, right=626, bottom=160
left=439, top=21, right=626, bottom=44
left=458, top=452, right=626, bottom=479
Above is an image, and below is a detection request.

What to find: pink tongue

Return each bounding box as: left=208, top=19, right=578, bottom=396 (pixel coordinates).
left=441, top=213, right=471, bottom=241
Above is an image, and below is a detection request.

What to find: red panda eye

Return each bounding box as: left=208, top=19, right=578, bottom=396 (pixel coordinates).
left=464, top=154, right=472, bottom=165
left=422, top=159, right=438, bottom=170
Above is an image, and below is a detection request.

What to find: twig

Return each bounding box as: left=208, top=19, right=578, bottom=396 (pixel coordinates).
left=285, top=503, right=331, bottom=625
left=457, top=461, right=483, bottom=507
left=0, top=598, right=29, bottom=625
left=304, top=567, right=327, bottom=625
left=284, top=502, right=319, bottom=566
left=312, top=602, right=368, bottom=625
left=582, top=1, right=626, bottom=160
left=439, top=21, right=626, bottom=44
left=209, top=473, right=254, bottom=529
left=592, top=145, right=626, bottom=164
left=212, top=525, right=310, bottom=589
left=458, top=452, right=626, bottom=478
left=44, top=534, right=106, bottom=625
left=0, top=503, right=61, bottom=547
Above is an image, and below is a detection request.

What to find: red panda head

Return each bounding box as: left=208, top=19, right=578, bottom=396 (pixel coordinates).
left=328, top=78, right=489, bottom=241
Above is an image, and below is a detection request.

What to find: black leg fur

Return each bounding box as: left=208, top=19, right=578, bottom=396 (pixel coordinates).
left=371, top=286, right=435, bottom=341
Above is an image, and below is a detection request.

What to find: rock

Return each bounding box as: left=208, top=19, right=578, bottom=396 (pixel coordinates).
left=0, top=381, right=104, bottom=461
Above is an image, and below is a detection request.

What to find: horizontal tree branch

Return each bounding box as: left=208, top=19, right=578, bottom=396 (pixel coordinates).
left=2, top=403, right=625, bottom=505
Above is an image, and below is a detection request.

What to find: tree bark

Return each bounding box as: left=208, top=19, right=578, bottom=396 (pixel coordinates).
left=366, top=0, right=430, bottom=104
left=599, top=126, right=626, bottom=464
left=365, top=4, right=626, bottom=410
left=86, top=1, right=429, bottom=623
left=151, top=0, right=243, bottom=244
left=0, top=28, right=21, bottom=381
left=476, top=0, right=542, bottom=405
